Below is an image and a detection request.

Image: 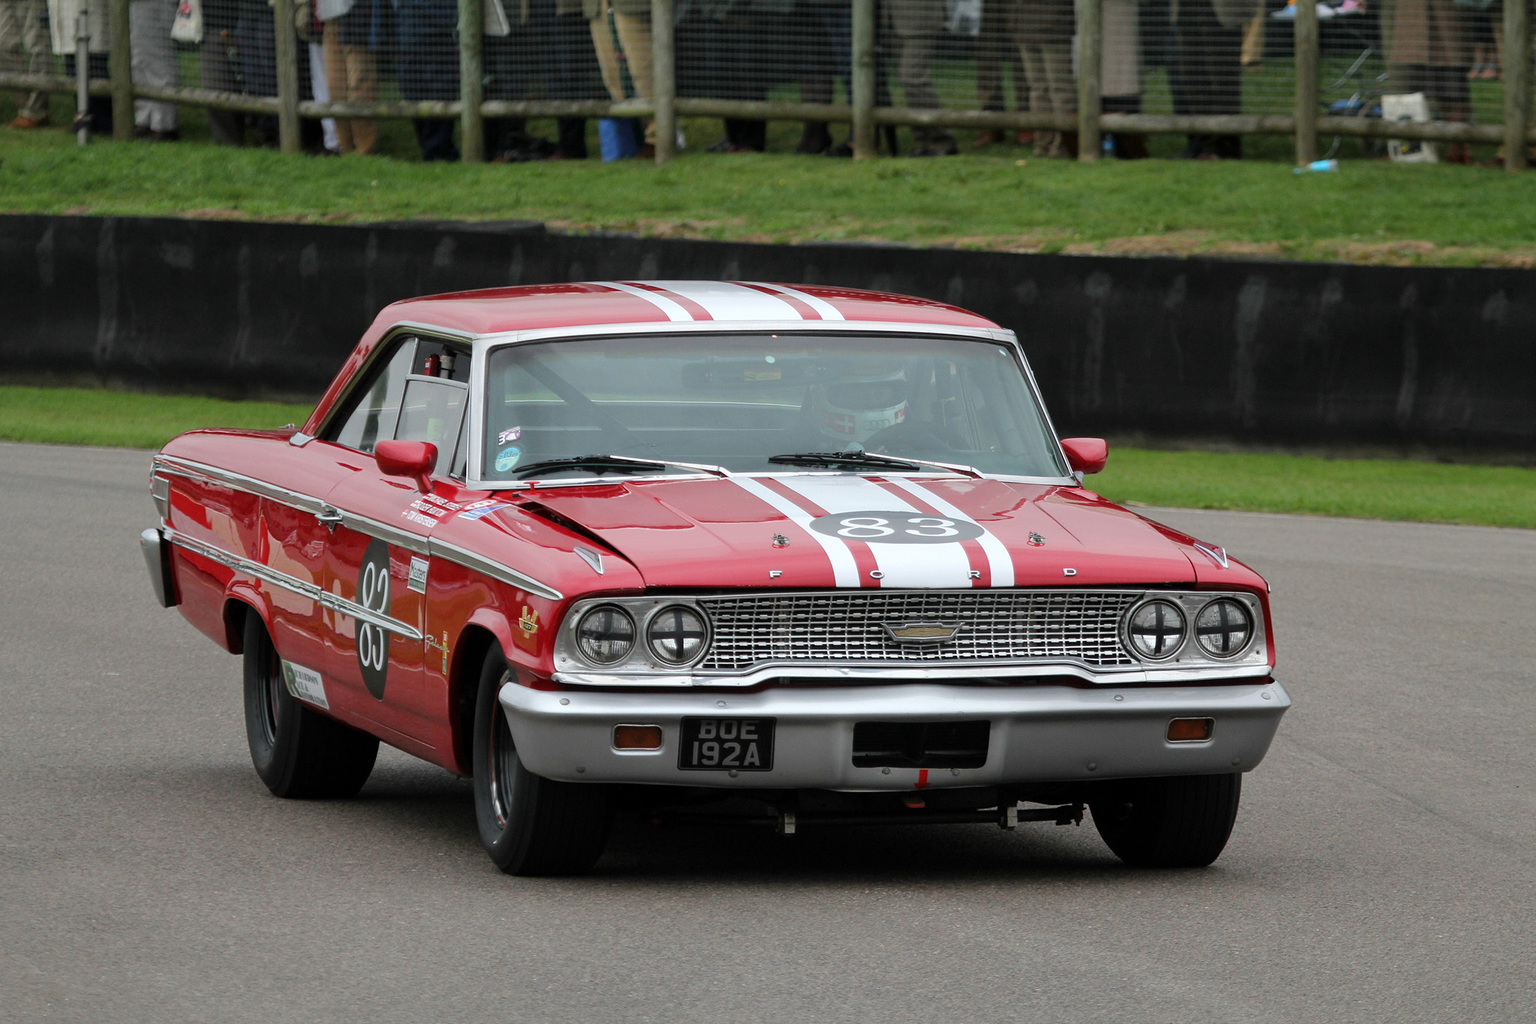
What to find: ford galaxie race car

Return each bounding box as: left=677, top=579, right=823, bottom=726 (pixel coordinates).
left=142, top=281, right=1290, bottom=875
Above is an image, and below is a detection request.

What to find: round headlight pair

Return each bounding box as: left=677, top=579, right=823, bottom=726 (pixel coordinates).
left=1126, top=598, right=1253, bottom=661
left=573, top=604, right=709, bottom=667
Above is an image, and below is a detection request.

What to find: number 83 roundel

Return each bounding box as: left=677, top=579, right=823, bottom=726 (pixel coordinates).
left=808, top=511, right=985, bottom=544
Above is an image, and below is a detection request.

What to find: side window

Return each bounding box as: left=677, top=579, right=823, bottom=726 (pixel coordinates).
left=329, top=340, right=419, bottom=453
left=397, top=376, right=469, bottom=477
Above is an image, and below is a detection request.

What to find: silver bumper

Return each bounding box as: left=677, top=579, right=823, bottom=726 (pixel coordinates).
left=500, top=679, right=1291, bottom=790
left=139, top=527, right=177, bottom=609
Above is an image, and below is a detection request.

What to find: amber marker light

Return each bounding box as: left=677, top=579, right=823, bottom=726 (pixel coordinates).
left=1167, top=718, right=1215, bottom=742
left=613, top=725, right=664, bottom=750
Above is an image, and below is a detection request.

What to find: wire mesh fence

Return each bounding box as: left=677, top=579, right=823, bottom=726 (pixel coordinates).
left=1, top=0, right=1531, bottom=165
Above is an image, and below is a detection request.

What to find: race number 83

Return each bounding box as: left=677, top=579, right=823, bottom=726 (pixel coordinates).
left=808, top=511, right=985, bottom=545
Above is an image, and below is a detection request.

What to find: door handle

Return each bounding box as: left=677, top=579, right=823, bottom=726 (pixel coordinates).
left=317, top=506, right=344, bottom=531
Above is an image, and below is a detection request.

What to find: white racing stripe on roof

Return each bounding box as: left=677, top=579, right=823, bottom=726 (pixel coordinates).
left=746, top=283, right=846, bottom=320
left=884, top=477, right=1015, bottom=587
left=731, top=476, right=859, bottom=587
left=599, top=281, right=694, bottom=321
left=772, top=476, right=974, bottom=589
left=649, top=281, right=808, bottom=321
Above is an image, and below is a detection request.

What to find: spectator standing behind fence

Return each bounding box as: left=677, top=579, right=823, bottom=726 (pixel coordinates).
left=1383, top=0, right=1473, bottom=162
left=886, top=0, right=957, bottom=155
left=318, top=0, right=379, bottom=154
left=972, top=0, right=1030, bottom=146
left=131, top=0, right=178, bottom=138
left=47, top=0, right=111, bottom=132
left=1018, top=0, right=1075, bottom=157
left=1169, top=0, right=1247, bottom=159
left=485, top=0, right=596, bottom=161
left=399, top=0, right=461, bottom=159
left=201, top=0, right=248, bottom=145
left=1101, top=0, right=1147, bottom=157
left=795, top=0, right=860, bottom=155
left=587, top=0, right=655, bottom=154
left=1, top=0, right=50, bottom=128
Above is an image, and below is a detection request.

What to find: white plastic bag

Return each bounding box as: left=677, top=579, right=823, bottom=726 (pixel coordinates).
left=171, top=0, right=202, bottom=44
left=1382, top=92, right=1438, bottom=163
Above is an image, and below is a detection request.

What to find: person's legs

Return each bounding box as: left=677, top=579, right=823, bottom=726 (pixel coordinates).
left=1, top=0, right=51, bottom=124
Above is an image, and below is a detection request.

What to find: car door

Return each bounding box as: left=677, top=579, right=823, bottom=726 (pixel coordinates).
left=314, top=335, right=472, bottom=754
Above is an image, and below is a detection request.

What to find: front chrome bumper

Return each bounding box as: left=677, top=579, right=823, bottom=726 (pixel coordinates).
left=500, top=679, right=1291, bottom=790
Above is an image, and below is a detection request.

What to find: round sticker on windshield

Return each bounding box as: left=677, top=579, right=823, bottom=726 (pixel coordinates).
left=495, top=446, right=522, bottom=472
left=808, top=511, right=984, bottom=544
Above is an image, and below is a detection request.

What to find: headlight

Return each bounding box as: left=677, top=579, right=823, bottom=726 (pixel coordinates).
left=1126, top=599, right=1186, bottom=661
left=646, top=605, right=709, bottom=666
left=1194, top=599, right=1254, bottom=658
left=574, top=605, right=635, bottom=665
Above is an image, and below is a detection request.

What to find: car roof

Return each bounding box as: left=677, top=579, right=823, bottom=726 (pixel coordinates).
left=376, top=281, right=1002, bottom=335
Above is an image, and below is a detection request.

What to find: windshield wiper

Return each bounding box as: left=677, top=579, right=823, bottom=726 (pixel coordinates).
left=767, top=451, right=982, bottom=478
left=511, top=454, right=730, bottom=479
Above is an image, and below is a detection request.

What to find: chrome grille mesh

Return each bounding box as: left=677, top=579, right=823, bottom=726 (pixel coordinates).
left=696, top=591, right=1140, bottom=671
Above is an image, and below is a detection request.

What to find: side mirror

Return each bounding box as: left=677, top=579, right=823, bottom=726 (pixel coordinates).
left=375, top=439, right=438, bottom=493
left=1060, top=437, right=1108, bottom=477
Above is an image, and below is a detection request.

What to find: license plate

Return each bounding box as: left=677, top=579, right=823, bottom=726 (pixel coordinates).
left=678, top=717, right=775, bottom=771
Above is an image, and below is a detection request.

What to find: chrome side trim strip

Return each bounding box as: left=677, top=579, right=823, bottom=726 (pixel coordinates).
left=163, top=527, right=425, bottom=641
left=430, top=538, right=563, bottom=601
left=154, top=456, right=327, bottom=517
left=551, top=661, right=1274, bottom=689
left=340, top=510, right=431, bottom=556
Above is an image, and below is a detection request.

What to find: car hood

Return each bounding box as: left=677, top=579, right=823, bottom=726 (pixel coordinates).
left=510, top=474, right=1202, bottom=590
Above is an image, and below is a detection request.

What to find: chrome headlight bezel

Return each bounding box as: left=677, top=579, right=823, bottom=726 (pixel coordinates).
left=559, top=597, right=714, bottom=673
left=1123, top=598, right=1188, bottom=661
left=645, top=604, right=712, bottom=667
left=1120, top=591, right=1264, bottom=668
left=572, top=604, right=637, bottom=667
left=1193, top=598, right=1256, bottom=660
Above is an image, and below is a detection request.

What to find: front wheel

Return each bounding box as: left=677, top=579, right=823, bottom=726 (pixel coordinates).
left=1090, top=773, right=1242, bottom=868
left=472, top=649, right=609, bottom=876
left=243, top=610, right=378, bottom=799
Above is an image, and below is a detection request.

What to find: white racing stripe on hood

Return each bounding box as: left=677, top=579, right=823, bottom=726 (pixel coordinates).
left=771, top=475, right=975, bottom=588
left=600, top=281, right=694, bottom=321
left=731, top=475, right=861, bottom=587
left=883, top=477, right=1015, bottom=587
left=744, top=283, right=847, bottom=320
left=649, top=281, right=809, bottom=321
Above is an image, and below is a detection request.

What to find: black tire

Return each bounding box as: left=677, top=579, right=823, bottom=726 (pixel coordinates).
left=472, top=648, right=609, bottom=876
left=243, top=611, right=379, bottom=799
left=1090, top=773, right=1242, bottom=868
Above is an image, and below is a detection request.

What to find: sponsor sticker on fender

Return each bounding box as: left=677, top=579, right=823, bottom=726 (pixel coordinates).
left=282, top=660, right=330, bottom=710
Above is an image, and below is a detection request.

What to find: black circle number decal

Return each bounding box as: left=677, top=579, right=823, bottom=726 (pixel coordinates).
left=807, top=511, right=984, bottom=544
left=356, top=537, right=392, bottom=700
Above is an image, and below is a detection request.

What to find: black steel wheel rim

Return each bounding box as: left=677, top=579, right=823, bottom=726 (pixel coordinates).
left=489, top=673, right=517, bottom=829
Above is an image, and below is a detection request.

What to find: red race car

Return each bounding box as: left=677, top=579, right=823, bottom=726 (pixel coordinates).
left=142, top=282, right=1290, bottom=874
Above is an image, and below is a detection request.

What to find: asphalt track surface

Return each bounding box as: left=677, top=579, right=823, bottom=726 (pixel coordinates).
left=2, top=441, right=1533, bottom=1024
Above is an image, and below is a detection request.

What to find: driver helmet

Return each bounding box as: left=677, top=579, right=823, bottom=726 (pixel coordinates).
left=812, top=367, right=908, bottom=446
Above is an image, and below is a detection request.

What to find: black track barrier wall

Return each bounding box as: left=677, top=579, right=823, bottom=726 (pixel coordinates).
left=3, top=214, right=1533, bottom=451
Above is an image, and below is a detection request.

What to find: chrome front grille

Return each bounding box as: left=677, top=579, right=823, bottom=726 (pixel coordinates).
left=696, top=591, right=1140, bottom=671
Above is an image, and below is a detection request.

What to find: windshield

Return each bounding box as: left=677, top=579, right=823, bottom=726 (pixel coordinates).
left=480, top=333, right=1067, bottom=481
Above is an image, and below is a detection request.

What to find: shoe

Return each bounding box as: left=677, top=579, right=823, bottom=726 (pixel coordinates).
left=971, top=129, right=1005, bottom=147
left=910, top=137, right=958, bottom=157
left=796, top=124, right=832, bottom=155
left=8, top=115, right=49, bottom=129
left=1015, top=130, right=1035, bottom=145
left=1467, top=62, right=1484, bottom=79
left=634, top=143, right=655, bottom=159
left=826, top=141, right=854, bottom=158
left=134, top=125, right=180, bottom=142
left=705, top=138, right=731, bottom=153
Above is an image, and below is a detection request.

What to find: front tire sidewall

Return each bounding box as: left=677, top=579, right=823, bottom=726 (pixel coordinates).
left=471, top=649, right=608, bottom=875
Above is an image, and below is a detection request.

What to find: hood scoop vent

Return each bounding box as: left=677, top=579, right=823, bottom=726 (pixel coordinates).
left=516, top=499, right=622, bottom=561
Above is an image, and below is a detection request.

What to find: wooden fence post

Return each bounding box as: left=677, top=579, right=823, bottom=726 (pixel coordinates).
left=108, top=0, right=131, bottom=140
left=653, top=0, right=676, bottom=163
left=272, top=0, right=301, bottom=153
left=1293, top=0, right=1318, bottom=164
left=851, top=0, right=876, bottom=158
left=1503, top=0, right=1530, bottom=171
left=460, top=0, right=485, bottom=162
left=1076, top=0, right=1101, bottom=160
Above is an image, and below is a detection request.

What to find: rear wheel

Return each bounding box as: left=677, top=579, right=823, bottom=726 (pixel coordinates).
left=243, top=611, right=378, bottom=799
left=1090, top=773, right=1242, bottom=868
left=472, top=649, right=609, bottom=875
